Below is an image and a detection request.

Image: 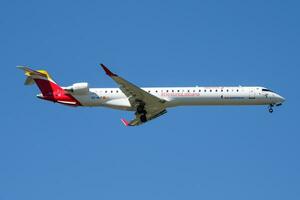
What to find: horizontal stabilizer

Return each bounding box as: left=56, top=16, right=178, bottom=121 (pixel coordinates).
left=17, top=66, right=55, bottom=82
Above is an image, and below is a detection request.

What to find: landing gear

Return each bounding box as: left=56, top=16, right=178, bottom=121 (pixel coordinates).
left=135, top=104, right=147, bottom=114
left=136, top=103, right=147, bottom=122
left=268, top=104, right=274, bottom=113
left=137, top=105, right=146, bottom=114
left=140, top=114, right=147, bottom=122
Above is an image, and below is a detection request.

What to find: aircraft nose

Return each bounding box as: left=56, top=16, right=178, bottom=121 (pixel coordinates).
left=275, top=94, right=285, bottom=103
left=280, top=95, right=285, bottom=103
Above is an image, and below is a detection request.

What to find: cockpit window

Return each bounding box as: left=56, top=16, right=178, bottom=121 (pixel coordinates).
left=262, top=89, right=274, bottom=92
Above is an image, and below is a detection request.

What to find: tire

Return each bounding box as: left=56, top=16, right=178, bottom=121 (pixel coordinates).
left=140, top=114, right=147, bottom=122
left=269, top=108, right=273, bottom=113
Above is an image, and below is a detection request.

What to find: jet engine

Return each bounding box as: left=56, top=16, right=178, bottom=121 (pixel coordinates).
left=64, top=82, right=89, bottom=95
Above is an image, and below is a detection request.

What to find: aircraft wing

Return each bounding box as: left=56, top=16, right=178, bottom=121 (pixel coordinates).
left=100, top=64, right=167, bottom=126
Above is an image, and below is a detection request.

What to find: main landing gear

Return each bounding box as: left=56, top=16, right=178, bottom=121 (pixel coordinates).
left=136, top=104, right=147, bottom=122
left=140, top=114, right=147, bottom=122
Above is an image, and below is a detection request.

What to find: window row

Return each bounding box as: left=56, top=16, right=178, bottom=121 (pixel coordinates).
left=158, top=89, right=241, bottom=93
left=101, top=89, right=241, bottom=93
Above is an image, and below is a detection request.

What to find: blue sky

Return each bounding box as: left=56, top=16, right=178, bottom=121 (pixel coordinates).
left=1, top=0, right=299, bottom=199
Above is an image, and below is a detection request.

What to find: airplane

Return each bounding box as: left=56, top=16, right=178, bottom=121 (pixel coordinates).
left=18, top=64, right=285, bottom=126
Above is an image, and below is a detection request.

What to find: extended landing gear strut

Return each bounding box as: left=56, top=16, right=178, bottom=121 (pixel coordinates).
left=268, top=104, right=274, bottom=113
left=136, top=104, right=147, bottom=122
left=268, top=103, right=283, bottom=113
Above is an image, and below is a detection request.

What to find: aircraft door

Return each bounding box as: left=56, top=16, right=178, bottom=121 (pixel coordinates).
left=249, top=88, right=255, bottom=99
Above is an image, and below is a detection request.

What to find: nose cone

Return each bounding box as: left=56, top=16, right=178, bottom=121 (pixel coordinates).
left=275, top=93, right=285, bottom=103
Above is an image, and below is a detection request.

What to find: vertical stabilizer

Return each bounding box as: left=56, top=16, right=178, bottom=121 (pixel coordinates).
left=17, top=66, right=64, bottom=97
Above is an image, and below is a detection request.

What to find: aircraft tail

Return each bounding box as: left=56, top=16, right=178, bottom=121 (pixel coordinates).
left=17, top=66, right=64, bottom=97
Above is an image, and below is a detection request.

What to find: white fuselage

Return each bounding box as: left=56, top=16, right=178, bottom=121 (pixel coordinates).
left=19, top=65, right=286, bottom=126
left=72, top=86, right=285, bottom=111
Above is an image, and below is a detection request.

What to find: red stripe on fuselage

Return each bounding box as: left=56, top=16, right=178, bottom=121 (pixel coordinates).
left=34, top=79, right=81, bottom=106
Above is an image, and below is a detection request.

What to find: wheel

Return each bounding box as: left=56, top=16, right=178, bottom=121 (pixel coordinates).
left=140, top=114, right=147, bottom=122
left=269, top=108, right=273, bottom=113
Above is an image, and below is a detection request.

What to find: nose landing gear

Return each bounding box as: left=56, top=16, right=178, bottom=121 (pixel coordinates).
left=268, top=103, right=284, bottom=113
left=268, top=104, right=274, bottom=113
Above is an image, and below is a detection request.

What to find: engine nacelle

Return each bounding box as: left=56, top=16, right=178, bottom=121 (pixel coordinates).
left=64, top=82, right=89, bottom=95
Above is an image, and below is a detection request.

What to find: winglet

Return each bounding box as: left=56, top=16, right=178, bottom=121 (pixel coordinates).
left=100, top=64, right=117, bottom=77
left=121, top=118, right=130, bottom=127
